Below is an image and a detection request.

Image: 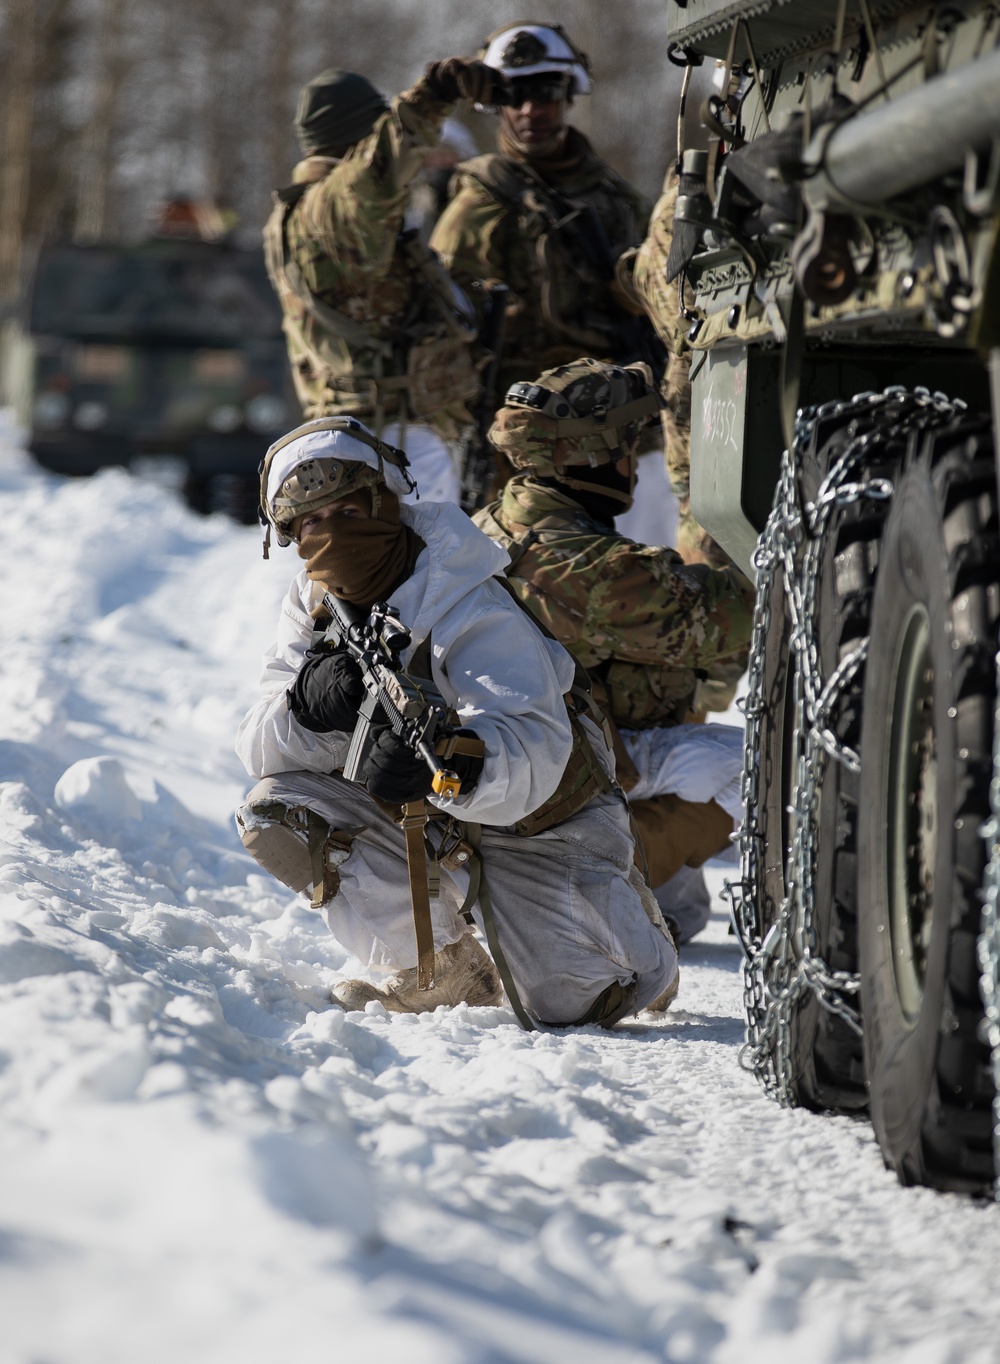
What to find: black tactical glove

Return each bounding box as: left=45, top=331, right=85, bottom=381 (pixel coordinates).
left=362, top=728, right=434, bottom=804
left=424, top=57, right=509, bottom=106
left=287, top=647, right=365, bottom=734
left=362, top=727, right=484, bottom=804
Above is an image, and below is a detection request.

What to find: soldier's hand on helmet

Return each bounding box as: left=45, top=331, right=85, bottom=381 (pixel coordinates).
left=424, top=57, right=511, bottom=107
left=362, top=728, right=435, bottom=804
left=287, top=647, right=364, bottom=734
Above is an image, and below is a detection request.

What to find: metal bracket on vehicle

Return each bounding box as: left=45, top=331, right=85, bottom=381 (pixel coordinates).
left=964, top=137, right=1000, bottom=218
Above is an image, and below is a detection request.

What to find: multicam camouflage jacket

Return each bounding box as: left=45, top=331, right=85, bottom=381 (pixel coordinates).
left=632, top=170, right=727, bottom=567
left=474, top=476, right=755, bottom=728
left=430, top=129, right=650, bottom=396
left=263, top=77, right=481, bottom=439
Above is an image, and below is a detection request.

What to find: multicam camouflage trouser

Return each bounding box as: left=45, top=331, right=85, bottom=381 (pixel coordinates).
left=629, top=793, right=733, bottom=890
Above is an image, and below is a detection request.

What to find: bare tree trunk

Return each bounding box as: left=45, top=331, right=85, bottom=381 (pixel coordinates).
left=200, top=0, right=249, bottom=217
left=75, top=0, right=126, bottom=243
left=266, top=0, right=297, bottom=191
left=0, top=0, right=37, bottom=305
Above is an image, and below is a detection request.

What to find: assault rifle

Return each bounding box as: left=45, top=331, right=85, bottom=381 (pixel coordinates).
left=321, top=593, right=464, bottom=802
left=523, top=176, right=668, bottom=383
left=459, top=280, right=509, bottom=514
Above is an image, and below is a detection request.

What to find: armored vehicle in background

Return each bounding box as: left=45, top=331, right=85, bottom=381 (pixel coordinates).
left=663, top=0, right=1000, bottom=1193
left=7, top=226, right=296, bottom=520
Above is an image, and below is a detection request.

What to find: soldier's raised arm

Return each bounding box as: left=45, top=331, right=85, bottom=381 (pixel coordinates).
left=295, top=61, right=503, bottom=271
left=262, top=60, right=504, bottom=497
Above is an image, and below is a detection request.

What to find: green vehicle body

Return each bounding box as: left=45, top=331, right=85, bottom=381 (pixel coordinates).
left=6, top=236, right=299, bottom=514
left=664, top=0, right=1000, bottom=1194
left=667, top=0, right=999, bottom=568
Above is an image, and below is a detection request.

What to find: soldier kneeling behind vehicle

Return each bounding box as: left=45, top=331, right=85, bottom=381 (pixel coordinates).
left=474, top=358, right=754, bottom=940
left=234, top=415, right=677, bottom=1027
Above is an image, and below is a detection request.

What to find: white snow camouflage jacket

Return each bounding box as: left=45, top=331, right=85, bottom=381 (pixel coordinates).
left=236, top=499, right=609, bottom=827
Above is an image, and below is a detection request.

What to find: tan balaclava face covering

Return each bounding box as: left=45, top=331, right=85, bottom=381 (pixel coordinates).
left=295, top=487, right=419, bottom=607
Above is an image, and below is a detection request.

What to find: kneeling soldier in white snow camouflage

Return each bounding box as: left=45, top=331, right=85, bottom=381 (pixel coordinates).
left=235, top=416, right=677, bottom=1027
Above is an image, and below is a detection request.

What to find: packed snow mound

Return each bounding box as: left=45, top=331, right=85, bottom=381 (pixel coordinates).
left=1, top=419, right=999, bottom=1364
left=54, top=755, right=144, bottom=822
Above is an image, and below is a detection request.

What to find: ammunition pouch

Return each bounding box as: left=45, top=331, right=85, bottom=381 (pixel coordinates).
left=406, top=333, right=481, bottom=419
left=603, top=657, right=699, bottom=730
left=511, top=709, right=612, bottom=837
left=459, top=152, right=643, bottom=357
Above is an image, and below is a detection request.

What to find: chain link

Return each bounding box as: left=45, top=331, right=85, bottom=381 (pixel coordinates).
left=728, top=386, right=965, bottom=1106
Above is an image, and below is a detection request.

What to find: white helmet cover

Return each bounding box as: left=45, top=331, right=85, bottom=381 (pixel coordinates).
left=261, top=416, right=414, bottom=548
left=480, top=24, right=592, bottom=95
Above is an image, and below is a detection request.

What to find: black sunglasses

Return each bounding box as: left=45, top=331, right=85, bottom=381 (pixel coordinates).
left=505, top=74, right=570, bottom=108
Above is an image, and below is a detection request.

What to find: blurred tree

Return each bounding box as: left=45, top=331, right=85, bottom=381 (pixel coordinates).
left=1, top=0, right=690, bottom=301
left=264, top=0, right=298, bottom=196
left=0, top=0, right=77, bottom=308
left=0, top=0, right=36, bottom=305
left=75, top=0, right=126, bottom=242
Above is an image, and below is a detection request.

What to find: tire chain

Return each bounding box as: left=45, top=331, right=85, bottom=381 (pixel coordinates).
left=728, top=386, right=969, bottom=1107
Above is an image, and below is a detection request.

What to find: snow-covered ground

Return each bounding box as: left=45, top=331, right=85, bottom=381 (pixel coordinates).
left=2, top=417, right=999, bottom=1364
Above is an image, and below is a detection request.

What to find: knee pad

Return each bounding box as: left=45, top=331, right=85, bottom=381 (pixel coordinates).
left=236, top=798, right=355, bottom=907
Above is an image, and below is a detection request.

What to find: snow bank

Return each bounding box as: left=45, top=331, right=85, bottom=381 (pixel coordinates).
left=1, top=420, right=999, bottom=1363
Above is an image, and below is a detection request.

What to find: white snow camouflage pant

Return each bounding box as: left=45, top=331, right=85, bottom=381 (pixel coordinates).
left=237, top=770, right=675, bottom=1025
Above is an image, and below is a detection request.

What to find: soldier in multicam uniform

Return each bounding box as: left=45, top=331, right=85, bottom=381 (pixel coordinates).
left=474, top=358, right=754, bottom=940
left=632, top=55, right=748, bottom=573
left=263, top=59, right=505, bottom=505
left=632, top=169, right=749, bottom=712
left=429, top=23, right=658, bottom=403
left=631, top=172, right=699, bottom=558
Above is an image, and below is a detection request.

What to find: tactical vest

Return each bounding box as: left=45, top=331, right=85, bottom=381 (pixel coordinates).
left=407, top=596, right=615, bottom=838
left=457, top=152, right=641, bottom=359
left=263, top=179, right=481, bottom=428
left=479, top=503, right=700, bottom=733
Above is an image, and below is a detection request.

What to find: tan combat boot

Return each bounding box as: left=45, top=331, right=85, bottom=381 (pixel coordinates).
left=332, top=934, right=502, bottom=1013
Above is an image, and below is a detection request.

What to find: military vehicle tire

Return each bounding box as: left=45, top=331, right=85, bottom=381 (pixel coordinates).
left=755, top=406, right=898, bottom=1111
left=858, top=414, right=997, bottom=1193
